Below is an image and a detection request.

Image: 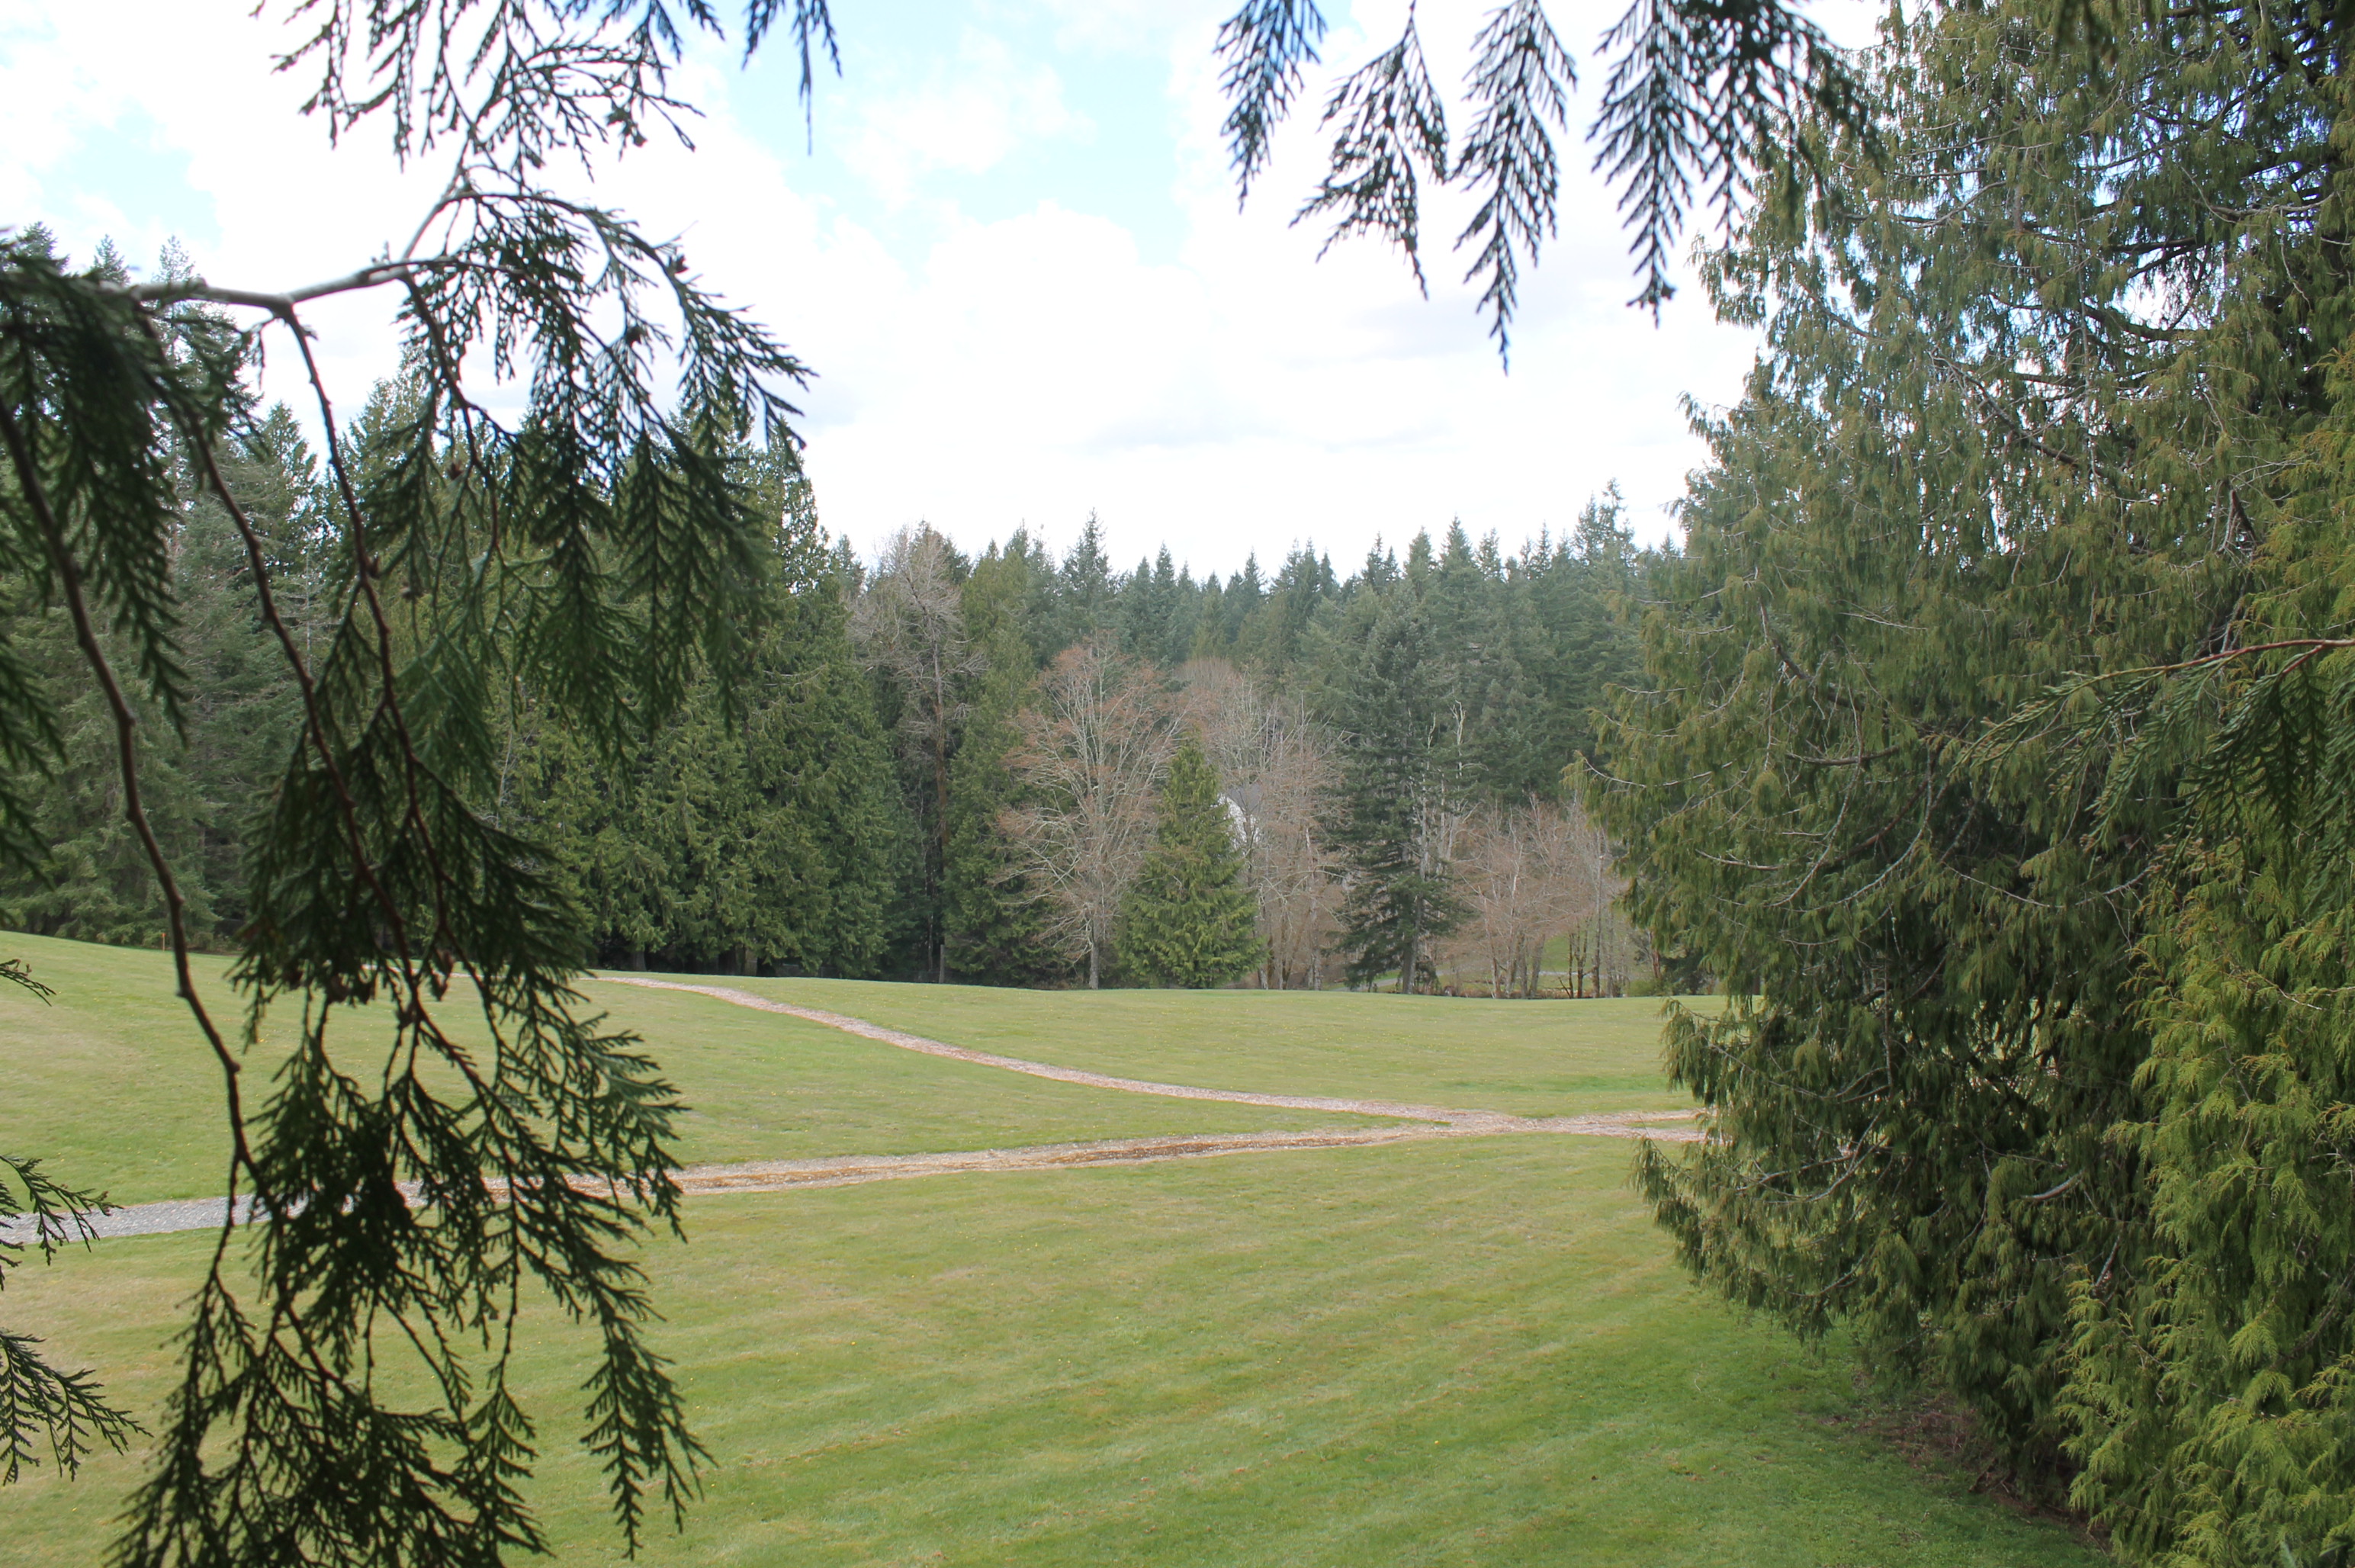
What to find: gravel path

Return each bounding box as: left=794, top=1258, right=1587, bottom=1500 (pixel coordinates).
left=17, top=984, right=1696, bottom=1242
left=599, top=976, right=1698, bottom=1137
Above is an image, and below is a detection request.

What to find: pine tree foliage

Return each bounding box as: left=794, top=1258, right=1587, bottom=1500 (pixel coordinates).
left=1325, top=586, right=1470, bottom=992
left=1216, top=0, right=1869, bottom=339
left=0, top=0, right=831, bottom=1557
left=851, top=525, right=979, bottom=982
left=942, top=545, right=1067, bottom=985
left=1589, top=0, right=2355, bottom=1552
left=519, top=450, right=898, bottom=977
left=1120, top=738, right=1262, bottom=988
left=0, top=388, right=325, bottom=949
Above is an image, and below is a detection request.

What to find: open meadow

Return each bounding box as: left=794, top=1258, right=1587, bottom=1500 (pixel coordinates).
left=0, top=933, right=2102, bottom=1566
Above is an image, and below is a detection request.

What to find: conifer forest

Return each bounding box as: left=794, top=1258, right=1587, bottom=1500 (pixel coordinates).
left=0, top=378, right=1650, bottom=998
left=13, top=0, right=2355, bottom=1562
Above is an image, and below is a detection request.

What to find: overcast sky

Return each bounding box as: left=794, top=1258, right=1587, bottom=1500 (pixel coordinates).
left=0, top=0, right=1870, bottom=577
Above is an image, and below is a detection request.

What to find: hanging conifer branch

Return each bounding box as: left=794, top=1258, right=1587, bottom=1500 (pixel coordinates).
left=0, top=0, right=821, bottom=1559
left=1454, top=0, right=1577, bottom=362
left=1217, top=0, right=1332, bottom=204
left=1296, top=12, right=1451, bottom=292
left=1217, top=0, right=1870, bottom=348
left=1592, top=0, right=1862, bottom=314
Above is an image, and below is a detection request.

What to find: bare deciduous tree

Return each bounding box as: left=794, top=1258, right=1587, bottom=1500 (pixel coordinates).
left=1441, top=798, right=1634, bottom=997
left=1559, top=806, right=1639, bottom=997
left=1001, top=638, right=1177, bottom=988
left=851, top=525, right=982, bottom=980
left=1446, top=799, right=1588, bottom=998
left=1184, top=660, right=1342, bottom=989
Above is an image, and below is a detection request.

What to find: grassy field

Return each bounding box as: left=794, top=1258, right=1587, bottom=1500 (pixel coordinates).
left=0, top=937, right=2101, bottom=1566
left=0, top=935, right=1386, bottom=1207
left=646, top=975, right=1695, bottom=1119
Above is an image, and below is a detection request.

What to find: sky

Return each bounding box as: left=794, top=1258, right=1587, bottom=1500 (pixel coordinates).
left=0, top=0, right=1871, bottom=577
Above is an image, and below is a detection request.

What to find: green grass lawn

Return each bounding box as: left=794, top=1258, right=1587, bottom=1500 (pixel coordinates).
left=0, top=935, right=2097, bottom=1566
left=644, top=974, right=1701, bottom=1118
left=0, top=933, right=1386, bottom=1206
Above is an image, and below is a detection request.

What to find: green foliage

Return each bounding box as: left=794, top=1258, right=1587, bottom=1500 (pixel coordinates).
left=1, top=0, right=829, bottom=1552
left=519, top=452, right=899, bottom=977
left=1325, top=583, right=1469, bottom=992
left=941, top=570, right=1066, bottom=985
left=2064, top=644, right=2355, bottom=1564
left=0, top=400, right=320, bottom=949
left=1590, top=0, right=2355, bottom=1556
left=1120, top=738, right=1262, bottom=988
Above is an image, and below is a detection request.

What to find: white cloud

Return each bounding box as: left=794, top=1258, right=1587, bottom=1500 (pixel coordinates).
left=841, top=28, right=1090, bottom=206
left=757, top=0, right=1770, bottom=569
left=2, top=0, right=461, bottom=416
left=0, top=0, right=1821, bottom=576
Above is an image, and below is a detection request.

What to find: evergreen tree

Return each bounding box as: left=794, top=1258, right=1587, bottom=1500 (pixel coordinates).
left=852, top=524, right=976, bottom=980
left=1189, top=573, right=1232, bottom=662
left=1217, top=552, right=1266, bottom=663
left=1258, top=545, right=1335, bottom=676
left=1589, top=0, right=2350, bottom=1544
left=1113, top=548, right=1183, bottom=665
left=1325, top=588, right=1466, bottom=991
left=942, top=546, right=1068, bottom=984
left=520, top=450, right=898, bottom=976
left=0, top=374, right=320, bottom=949
left=1516, top=488, right=1639, bottom=776
left=175, top=407, right=324, bottom=937
left=1117, top=549, right=1184, bottom=664
left=1120, top=737, right=1261, bottom=988
left=989, top=529, right=1065, bottom=668
left=1055, top=512, right=1116, bottom=645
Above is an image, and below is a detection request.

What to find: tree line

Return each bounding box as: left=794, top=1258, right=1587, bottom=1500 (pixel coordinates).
left=0, top=381, right=1650, bottom=997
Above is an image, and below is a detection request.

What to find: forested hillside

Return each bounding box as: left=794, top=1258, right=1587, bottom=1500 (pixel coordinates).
left=0, top=361, right=1646, bottom=994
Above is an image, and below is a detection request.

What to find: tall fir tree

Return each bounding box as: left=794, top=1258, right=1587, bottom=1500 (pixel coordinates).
left=852, top=524, right=975, bottom=979
left=1256, top=545, right=1335, bottom=675
left=1055, top=512, right=1116, bottom=646
left=1325, top=587, right=1466, bottom=991
left=1120, top=737, right=1261, bottom=988
left=0, top=368, right=322, bottom=949
left=942, top=545, right=1068, bottom=984
left=1515, top=489, right=1639, bottom=780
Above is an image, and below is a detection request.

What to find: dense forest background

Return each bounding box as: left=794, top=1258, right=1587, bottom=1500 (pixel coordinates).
left=0, top=368, right=1649, bottom=997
